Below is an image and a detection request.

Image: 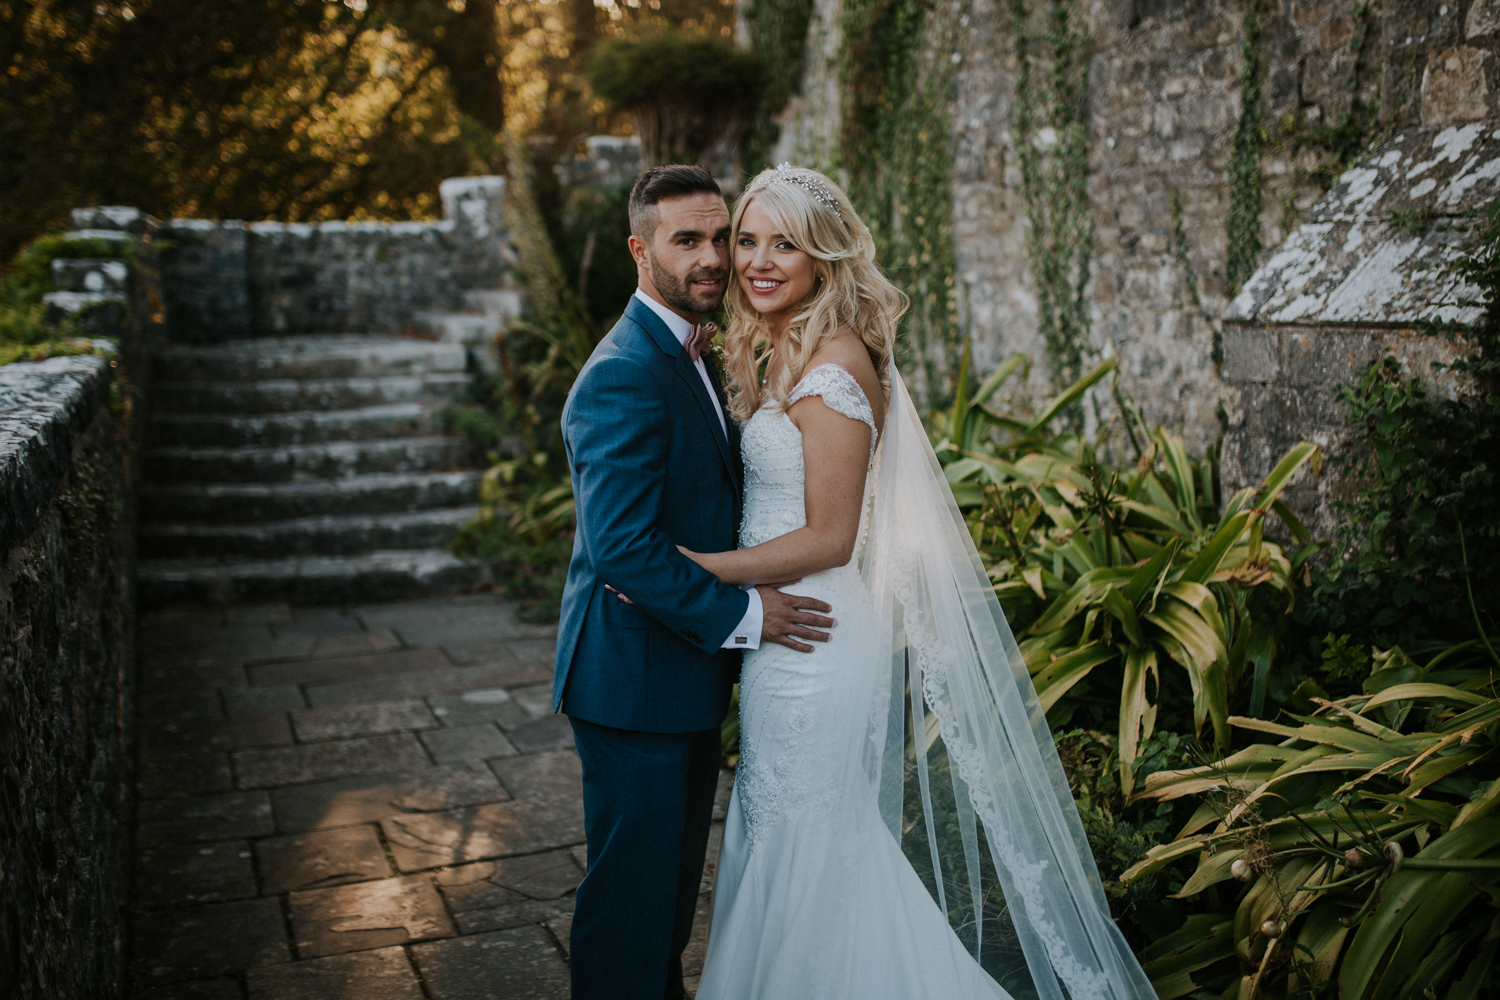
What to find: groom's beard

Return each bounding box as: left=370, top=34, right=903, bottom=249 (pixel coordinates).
left=650, top=256, right=727, bottom=315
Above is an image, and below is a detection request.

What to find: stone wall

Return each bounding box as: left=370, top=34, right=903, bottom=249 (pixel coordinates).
left=1220, top=122, right=1495, bottom=541
left=158, top=176, right=520, bottom=341
left=774, top=0, right=1499, bottom=454
left=0, top=355, right=137, bottom=1000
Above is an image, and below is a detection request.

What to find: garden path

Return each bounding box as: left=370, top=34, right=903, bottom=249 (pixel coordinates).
left=130, top=594, right=729, bottom=999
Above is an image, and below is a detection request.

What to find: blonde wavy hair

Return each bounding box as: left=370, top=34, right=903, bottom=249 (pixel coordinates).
left=723, top=165, right=907, bottom=423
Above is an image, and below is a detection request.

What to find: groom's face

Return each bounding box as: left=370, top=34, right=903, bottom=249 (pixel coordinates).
left=629, top=193, right=731, bottom=319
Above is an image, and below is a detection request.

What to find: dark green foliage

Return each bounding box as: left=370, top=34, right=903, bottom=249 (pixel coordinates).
left=742, top=0, right=816, bottom=168
left=1225, top=1, right=1264, bottom=294
left=1009, top=0, right=1094, bottom=394
left=588, top=30, right=762, bottom=166
left=839, top=0, right=959, bottom=407
left=554, top=183, right=638, bottom=326
left=1299, top=357, right=1498, bottom=654
left=448, top=138, right=599, bottom=621
left=0, top=234, right=133, bottom=365
left=1, top=0, right=503, bottom=261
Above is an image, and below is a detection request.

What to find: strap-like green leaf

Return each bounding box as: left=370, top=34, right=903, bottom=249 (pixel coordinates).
left=1025, top=357, right=1118, bottom=433
left=1256, top=441, right=1321, bottom=509
left=1033, top=644, right=1117, bottom=710
left=1178, top=511, right=1251, bottom=584
left=1124, top=538, right=1178, bottom=605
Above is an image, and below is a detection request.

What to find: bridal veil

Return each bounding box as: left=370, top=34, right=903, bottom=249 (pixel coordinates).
left=858, top=370, right=1154, bottom=1000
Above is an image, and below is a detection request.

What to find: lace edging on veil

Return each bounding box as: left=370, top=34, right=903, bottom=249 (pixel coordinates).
left=858, top=371, right=1155, bottom=1000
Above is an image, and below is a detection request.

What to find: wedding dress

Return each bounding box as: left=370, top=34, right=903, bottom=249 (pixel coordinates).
left=695, top=365, right=1153, bottom=1000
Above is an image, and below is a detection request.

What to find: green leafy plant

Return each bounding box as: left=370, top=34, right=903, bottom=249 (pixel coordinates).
left=448, top=133, right=600, bottom=620
left=0, top=233, right=134, bottom=366
left=1126, top=641, right=1500, bottom=1000
left=1009, top=0, right=1094, bottom=392
left=588, top=30, right=762, bottom=167
left=941, top=350, right=1322, bottom=797
left=840, top=0, right=960, bottom=406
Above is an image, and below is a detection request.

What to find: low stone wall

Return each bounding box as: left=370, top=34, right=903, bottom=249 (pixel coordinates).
left=159, top=176, right=520, bottom=340
left=0, top=356, right=137, bottom=999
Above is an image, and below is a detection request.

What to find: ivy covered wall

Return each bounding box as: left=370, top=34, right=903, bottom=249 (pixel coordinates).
left=769, top=0, right=1499, bottom=445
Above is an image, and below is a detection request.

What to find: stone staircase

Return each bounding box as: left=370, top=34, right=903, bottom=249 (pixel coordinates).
left=137, top=333, right=493, bottom=606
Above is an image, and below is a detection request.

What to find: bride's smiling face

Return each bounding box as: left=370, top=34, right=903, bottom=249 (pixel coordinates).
left=735, top=200, right=819, bottom=334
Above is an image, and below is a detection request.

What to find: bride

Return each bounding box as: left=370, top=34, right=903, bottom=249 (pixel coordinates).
left=665, top=165, right=1154, bottom=999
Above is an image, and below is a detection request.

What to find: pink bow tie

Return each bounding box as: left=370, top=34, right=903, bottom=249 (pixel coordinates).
left=685, top=322, right=716, bottom=363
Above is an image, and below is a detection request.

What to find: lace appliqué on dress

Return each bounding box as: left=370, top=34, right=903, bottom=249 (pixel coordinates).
left=787, top=364, right=877, bottom=462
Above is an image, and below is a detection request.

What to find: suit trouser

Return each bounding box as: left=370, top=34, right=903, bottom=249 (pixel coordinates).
left=568, top=716, right=721, bottom=1000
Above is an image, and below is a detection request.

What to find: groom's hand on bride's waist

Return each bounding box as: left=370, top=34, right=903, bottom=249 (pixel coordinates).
left=756, top=584, right=835, bottom=653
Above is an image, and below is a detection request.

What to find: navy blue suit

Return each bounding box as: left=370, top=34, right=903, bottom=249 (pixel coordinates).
left=556, top=295, right=746, bottom=999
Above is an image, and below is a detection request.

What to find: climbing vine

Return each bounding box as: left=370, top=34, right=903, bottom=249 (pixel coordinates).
left=743, top=0, right=817, bottom=169
left=839, top=0, right=962, bottom=407
left=1225, top=0, right=1264, bottom=294
left=1010, top=0, right=1093, bottom=395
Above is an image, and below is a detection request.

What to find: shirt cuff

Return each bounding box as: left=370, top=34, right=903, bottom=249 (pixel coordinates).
left=721, top=587, right=762, bottom=650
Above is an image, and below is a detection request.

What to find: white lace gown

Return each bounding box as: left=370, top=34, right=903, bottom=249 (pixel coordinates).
left=695, top=366, right=1011, bottom=1000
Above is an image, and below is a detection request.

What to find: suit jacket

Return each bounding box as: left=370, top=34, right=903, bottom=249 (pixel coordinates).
left=552, top=295, right=747, bottom=733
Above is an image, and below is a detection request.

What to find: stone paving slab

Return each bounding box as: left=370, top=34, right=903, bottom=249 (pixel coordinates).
left=304, top=662, right=551, bottom=708
left=129, top=594, right=726, bottom=999
left=270, top=763, right=510, bottom=833
left=138, top=791, right=274, bottom=844
left=289, top=875, right=456, bottom=958
left=255, top=826, right=392, bottom=894
left=412, top=926, right=570, bottom=1000
left=290, top=699, right=438, bottom=741
left=245, top=947, right=423, bottom=1000
left=247, top=647, right=450, bottom=687
left=133, top=898, right=290, bottom=983
left=233, top=733, right=432, bottom=788
left=135, top=840, right=258, bottom=909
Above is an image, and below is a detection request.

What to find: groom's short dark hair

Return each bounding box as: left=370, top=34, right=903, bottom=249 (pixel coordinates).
left=628, top=165, right=722, bottom=242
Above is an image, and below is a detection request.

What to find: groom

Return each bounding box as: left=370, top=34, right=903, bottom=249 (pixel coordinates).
left=554, top=164, right=836, bottom=1000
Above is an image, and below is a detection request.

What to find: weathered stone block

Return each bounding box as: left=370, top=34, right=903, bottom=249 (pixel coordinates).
left=138, top=791, right=274, bottom=844
left=426, top=687, right=530, bottom=728
left=139, top=752, right=236, bottom=799
left=435, top=850, right=583, bottom=912
left=290, top=700, right=438, bottom=742
left=420, top=723, right=518, bottom=763
left=1219, top=326, right=1280, bottom=384
left=233, top=733, right=432, bottom=789
left=222, top=684, right=307, bottom=717
left=270, top=762, right=510, bottom=832
left=132, top=899, right=290, bottom=983
left=248, top=648, right=450, bottom=687
left=255, top=825, right=392, bottom=894
left=381, top=797, right=586, bottom=872
left=134, top=840, right=258, bottom=909
left=505, top=716, right=575, bottom=755
left=410, top=925, right=569, bottom=1000
left=245, top=947, right=425, bottom=1000
left=288, top=875, right=456, bottom=958
left=306, top=662, right=550, bottom=708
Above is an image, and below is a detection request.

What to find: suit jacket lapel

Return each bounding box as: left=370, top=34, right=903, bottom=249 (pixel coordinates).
left=625, top=297, right=739, bottom=488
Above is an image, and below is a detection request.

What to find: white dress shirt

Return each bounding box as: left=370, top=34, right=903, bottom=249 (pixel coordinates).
left=633, top=288, right=763, bottom=650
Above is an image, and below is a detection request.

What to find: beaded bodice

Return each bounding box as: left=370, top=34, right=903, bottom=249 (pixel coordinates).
left=738, top=365, right=877, bottom=550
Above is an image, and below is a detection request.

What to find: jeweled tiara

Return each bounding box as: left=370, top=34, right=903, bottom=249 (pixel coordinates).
left=763, top=163, right=845, bottom=220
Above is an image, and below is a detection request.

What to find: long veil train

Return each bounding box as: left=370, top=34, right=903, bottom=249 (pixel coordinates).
left=859, top=370, right=1153, bottom=1000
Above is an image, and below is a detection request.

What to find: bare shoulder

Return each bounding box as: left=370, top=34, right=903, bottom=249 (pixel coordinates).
left=790, top=329, right=886, bottom=430
left=806, top=329, right=878, bottom=384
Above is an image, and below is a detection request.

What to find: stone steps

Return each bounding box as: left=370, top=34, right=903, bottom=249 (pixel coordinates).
left=139, top=471, right=484, bottom=521
left=138, top=506, right=481, bottom=559
left=138, top=549, right=483, bottom=605
left=153, top=336, right=466, bottom=381
left=139, top=334, right=489, bottom=606
left=147, top=403, right=445, bottom=447
left=144, top=437, right=473, bottom=484
left=151, top=374, right=470, bottom=414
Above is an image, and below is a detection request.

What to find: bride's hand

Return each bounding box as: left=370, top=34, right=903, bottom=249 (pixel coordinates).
left=604, top=584, right=634, bottom=605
